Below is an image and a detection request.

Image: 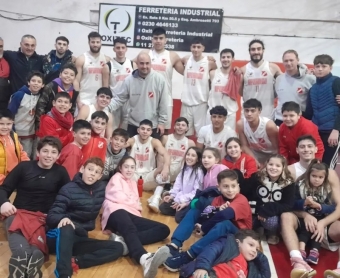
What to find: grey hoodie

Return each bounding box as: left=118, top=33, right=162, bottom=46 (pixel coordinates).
left=275, top=63, right=316, bottom=121
left=108, top=69, right=169, bottom=128
left=103, top=143, right=127, bottom=181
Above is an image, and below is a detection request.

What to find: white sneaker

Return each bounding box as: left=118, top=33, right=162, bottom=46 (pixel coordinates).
left=155, top=174, right=170, bottom=185
left=109, top=233, right=129, bottom=255
left=148, top=196, right=161, bottom=213
left=142, top=246, right=170, bottom=278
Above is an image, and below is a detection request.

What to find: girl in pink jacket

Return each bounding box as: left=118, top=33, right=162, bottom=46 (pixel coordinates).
left=101, top=156, right=170, bottom=278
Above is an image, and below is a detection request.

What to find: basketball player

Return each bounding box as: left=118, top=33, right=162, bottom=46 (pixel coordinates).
left=161, top=117, right=195, bottom=182
left=135, top=27, right=184, bottom=131
left=207, top=48, right=239, bottom=130
left=74, top=32, right=110, bottom=108
left=126, top=119, right=170, bottom=213
left=103, top=38, right=136, bottom=129
left=181, top=36, right=217, bottom=136
left=197, top=106, right=237, bottom=158
left=237, top=98, right=278, bottom=165
left=239, top=39, right=282, bottom=119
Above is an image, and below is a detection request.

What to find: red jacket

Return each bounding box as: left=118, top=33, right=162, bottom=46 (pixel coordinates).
left=57, top=143, right=83, bottom=180
left=81, top=132, right=107, bottom=164
left=36, top=114, right=73, bottom=147
left=279, top=117, right=324, bottom=164
left=8, top=209, right=49, bottom=260
left=222, top=153, right=258, bottom=178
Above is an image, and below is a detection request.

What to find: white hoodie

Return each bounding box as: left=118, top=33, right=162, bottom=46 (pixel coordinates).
left=108, top=69, right=168, bottom=128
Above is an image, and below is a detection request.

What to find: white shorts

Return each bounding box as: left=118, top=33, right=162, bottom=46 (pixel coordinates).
left=180, top=103, right=208, bottom=136
left=133, top=169, right=157, bottom=191
left=206, top=111, right=237, bottom=131
left=321, top=226, right=340, bottom=252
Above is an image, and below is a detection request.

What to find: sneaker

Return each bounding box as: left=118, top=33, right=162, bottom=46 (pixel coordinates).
left=163, top=251, right=193, bottom=272
left=148, top=196, right=161, bottom=213
left=155, top=174, right=170, bottom=185
left=109, top=233, right=129, bottom=256
left=300, top=250, right=307, bottom=261
left=26, top=249, right=44, bottom=278
left=9, top=249, right=28, bottom=278
left=290, top=257, right=317, bottom=278
left=167, top=244, right=181, bottom=257
left=324, top=269, right=340, bottom=278
left=161, top=190, right=170, bottom=199
left=71, top=257, right=79, bottom=274
left=142, top=246, right=170, bottom=278
left=306, top=249, right=319, bottom=265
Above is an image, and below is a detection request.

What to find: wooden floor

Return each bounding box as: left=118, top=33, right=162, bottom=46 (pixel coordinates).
left=0, top=192, right=199, bottom=278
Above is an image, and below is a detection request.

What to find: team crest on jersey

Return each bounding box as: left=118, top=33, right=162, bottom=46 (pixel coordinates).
left=261, top=71, right=267, bottom=77
left=258, top=138, right=266, bottom=144
left=181, top=144, right=185, bottom=150
left=199, top=67, right=205, bottom=72
left=98, top=142, right=104, bottom=148
left=100, top=61, right=105, bottom=67
left=126, top=68, right=131, bottom=73
left=145, top=147, right=149, bottom=153
left=162, top=59, right=167, bottom=64
left=218, top=142, right=223, bottom=148
left=148, top=92, right=154, bottom=98
left=297, top=87, right=303, bottom=94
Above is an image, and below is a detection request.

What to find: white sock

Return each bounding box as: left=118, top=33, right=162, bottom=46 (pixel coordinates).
left=290, top=250, right=303, bottom=259
left=140, top=253, right=149, bottom=265
left=337, top=261, right=340, bottom=269
left=154, top=185, right=164, bottom=197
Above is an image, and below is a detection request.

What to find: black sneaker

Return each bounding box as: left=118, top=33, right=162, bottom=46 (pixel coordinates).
left=167, top=244, right=181, bottom=257
left=26, top=249, right=44, bottom=278
left=163, top=251, right=193, bottom=272
left=9, top=249, right=28, bottom=278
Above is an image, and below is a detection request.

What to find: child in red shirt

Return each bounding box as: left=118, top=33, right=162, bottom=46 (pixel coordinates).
left=36, top=92, right=73, bottom=147
left=57, top=120, right=92, bottom=179
left=81, top=111, right=108, bottom=164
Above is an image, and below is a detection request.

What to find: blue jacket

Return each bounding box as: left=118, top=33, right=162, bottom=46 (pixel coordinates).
left=179, top=234, right=271, bottom=278
left=308, top=74, right=340, bottom=131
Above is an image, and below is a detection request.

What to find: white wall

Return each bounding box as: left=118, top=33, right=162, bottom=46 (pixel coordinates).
left=1, top=0, right=339, bottom=99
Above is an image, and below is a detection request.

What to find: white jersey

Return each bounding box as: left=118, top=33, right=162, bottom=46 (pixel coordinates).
left=109, top=58, right=133, bottom=91
left=79, top=51, right=107, bottom=105
left=85, top=104, right=109, bottom=122
left=208, top=69, right=238, bottom=127
left=244, top=117, right=276, bottom=163
left=243, top=61, right=275, bottom=119
left=165, top=134, right=189, bottom=165
left=130, top=135, right=156, bottom=174
left=149, top=49, right=173, bottom=103
left=197, top=124, right=237, bottom=158
left=182, top=56, right=210, bottom=106
left=293, top=162, right=307, bottom=180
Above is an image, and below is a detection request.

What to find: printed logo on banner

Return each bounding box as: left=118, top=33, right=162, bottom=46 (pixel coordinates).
left=99, top=4, right=136, bottom=46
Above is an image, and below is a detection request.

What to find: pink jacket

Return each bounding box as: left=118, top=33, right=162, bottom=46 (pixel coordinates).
left=203, top=164, right=228, bottom=189
left=101, top=172, right=142, bottom=231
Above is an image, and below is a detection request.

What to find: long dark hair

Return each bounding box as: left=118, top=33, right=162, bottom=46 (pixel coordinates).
left=115, top=156, right=136, bottom=174
left=181, top=147, right=203, bottom=183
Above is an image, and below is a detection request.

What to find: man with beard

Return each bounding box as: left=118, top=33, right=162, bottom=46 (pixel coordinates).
left=43, top=36, right=75, bottom=85
left=206, top=48, right=239, bottom=130
left=103, top=38, right=136, bottom=129
left=136, top=27, right=185, bottom=132
left=3, top=35, right=44, bottom=94
left=239, top=39, right=282, bottom=119
left=0, top=37, right=10, bottom=109
left=74, top=32, right=110, bottom=108
left=109, top=53, right=168, bottom=139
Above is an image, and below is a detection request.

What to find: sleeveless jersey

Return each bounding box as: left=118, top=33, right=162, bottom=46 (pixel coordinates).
left=243, top=61, right=275, bottom=119
left=130, top=135, right=156, bottom=174
left=208, top=69, right=238, bottom=117
left=182, top=56, right=210, bottom=106
left=109, top=58, right=133, bottom=91
left=79, top=51, right=107, bottom=105
left=244, top=116, right=276, bottom=156
left=293, top=162, right=307, bottom=180
left=165, top=134, right=189, bottom=165
left=149, top=49, right=173, bottom=103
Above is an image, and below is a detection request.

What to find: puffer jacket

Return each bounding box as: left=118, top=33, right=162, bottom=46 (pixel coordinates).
left=46, top=173, right=106, bottom=234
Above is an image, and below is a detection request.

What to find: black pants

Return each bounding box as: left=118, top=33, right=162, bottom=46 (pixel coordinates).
left=274, top=119, right=283, bottom=127
left=297, top=218, right=321, bottom=250
left=159, top=202, right=190, bottom=223
left=106, top=209, right=170, bottom=263
left=319, top=131, right=340, bottom=169
left=47, top=225, right=123, bottom=277
left=127, top=124, right=161, bottom=140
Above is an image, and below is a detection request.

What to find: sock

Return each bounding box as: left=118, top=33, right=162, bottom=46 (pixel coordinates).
left=337, top=261, right=340, bottom=269
left=154, top=185, right=164, bottom=197
left=140, top=253, right=149, bottom=265
left=290, top=250, right=303, bottom=259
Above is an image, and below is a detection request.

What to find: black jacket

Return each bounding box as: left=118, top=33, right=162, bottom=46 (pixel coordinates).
left=180, top=235, right=271, bottom=278
left=4, top=49, right=44, bottom=94
left=46, top=173, right=106, bottom=235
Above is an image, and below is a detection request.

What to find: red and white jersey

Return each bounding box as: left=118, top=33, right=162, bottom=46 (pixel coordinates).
left=130, top=135, right=156, bottom=174
left=79, top=51, right=107, bottom=105
left=243, top=61, right=275, bottom=119
left=149, top=49, right=173, bottom=103
left=208, top=69, right=238, bottom=118
left=165, top=134, right=189, bottom=165
left=109, top=58, right=133, bottom=92
left=182, top=56, right=210, bottom=106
